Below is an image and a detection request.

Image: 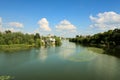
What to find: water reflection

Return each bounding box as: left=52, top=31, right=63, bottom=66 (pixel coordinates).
left=37, top=46, right=56, bottom=62
left=87, top=54, right=120, bottom=80
left=59, top=49, right=75, bottom=59
left=59, top=41, right=103, bottom=62
left=0, top=40, right=120, bottom=80
left=59, top=41, right=76, bottom=59
left=38, top=47, right=48, bottom=62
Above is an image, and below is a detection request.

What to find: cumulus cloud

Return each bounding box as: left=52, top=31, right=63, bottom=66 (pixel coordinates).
left=38, top=18, right=51, bottom=31
left=0, top=17, right=24, bottom=32
left=55, top=20, right=77, bottom=37
left=8, top=22, right=24, bottom=28
left=56, top=20, right=76, bottom=31
left=89, top=11, right=120, bottom=30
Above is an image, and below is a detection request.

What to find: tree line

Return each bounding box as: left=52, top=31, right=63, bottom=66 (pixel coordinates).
left=69, top=29, right=120, bottom=57
left=0, top=30, right=61, bottom=48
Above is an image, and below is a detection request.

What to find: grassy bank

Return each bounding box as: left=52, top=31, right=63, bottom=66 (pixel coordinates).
left=0, top=44, right=34, bottom=52
left=0, top=31, right=62, bottom=52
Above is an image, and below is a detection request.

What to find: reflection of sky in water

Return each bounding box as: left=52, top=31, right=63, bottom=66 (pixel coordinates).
left=38, top=47, right=48, bottom=62
left=59, top=49, right=75, bottom=59
left=0, top=40, right=120, bottom=80
left=37, top=46, right=56, bottom=62
left=36, top=40, right=104, bottom=62
left=59, top=40, right=76, bottom=59
left=59, top=40, right=104, bottom=62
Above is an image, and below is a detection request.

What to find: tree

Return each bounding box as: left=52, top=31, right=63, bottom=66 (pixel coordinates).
left=28, top=39, right=34, bottom=45
left=55, top=37, right=61, bottom=46
left=34, top=33, right=40, bottom=41
left=0, top=37, right=5, bottom=45
left=112, top=29, right=120, bottom=45
left=69, top=28, right=120, bottom=48
left=35, top=39, right=42, bottom=47
left=76, top=35, right=79, bottom=38
left=5, top=30, right=11, bottom=34
left=8, top=40, right=13, bottom=45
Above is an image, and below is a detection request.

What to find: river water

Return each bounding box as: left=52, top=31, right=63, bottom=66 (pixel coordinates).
left=0, top=40, right=120, bottom=80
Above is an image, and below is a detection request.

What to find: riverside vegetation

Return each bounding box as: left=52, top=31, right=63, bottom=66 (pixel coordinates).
left=0, top=30, right=61, bottom=51
left=69, top=29, right=120, bottom=57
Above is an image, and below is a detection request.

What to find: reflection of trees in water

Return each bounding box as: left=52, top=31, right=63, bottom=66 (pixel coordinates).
left=104, top=47, right=120, bottom=58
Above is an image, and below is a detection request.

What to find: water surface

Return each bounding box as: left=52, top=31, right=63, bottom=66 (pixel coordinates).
left=0, top=40, right=120, bottom=80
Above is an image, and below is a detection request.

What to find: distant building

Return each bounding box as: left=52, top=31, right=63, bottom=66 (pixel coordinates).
left=40, top=34, right=57, bottom=46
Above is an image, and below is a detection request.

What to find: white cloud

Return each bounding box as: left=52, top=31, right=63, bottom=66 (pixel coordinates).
left=55, top=20, right=77, bottom=37
left=90, top=11, right=120, bottom=30
left=38, top=18, right=51, bottom=31
left=8, top=22, right=24, bottom=28
left=0, top=17, right=24, bottom=32
left=56, top=20, right=76, bottom=31
left=5, top=27, right=23, bottom=32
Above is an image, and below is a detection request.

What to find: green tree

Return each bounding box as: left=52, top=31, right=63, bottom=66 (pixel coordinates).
left=55, top=37, right=61, bottom=46
left=34, top=33, right=40, bottom=41
left=35, top=39, right=42, bottom=47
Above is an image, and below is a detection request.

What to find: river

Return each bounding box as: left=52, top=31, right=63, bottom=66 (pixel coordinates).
left=0, top=40, right=120, bottom=80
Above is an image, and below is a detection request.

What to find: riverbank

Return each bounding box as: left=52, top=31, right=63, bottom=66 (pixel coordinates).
left=74, top=43, right=120, bottom=58
left=103, top=45, right=120, bottom=58
left=69, top=29, right=120, bottom=58
left=0, top=31, right=62, bottom=52
left=0, top=42, right=62, bottom=52
left=0, top=44, right=34, bottom=52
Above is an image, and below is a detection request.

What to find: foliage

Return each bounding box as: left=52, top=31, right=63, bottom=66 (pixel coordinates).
left=35, top=39, right=42, bottom=47
left=70, top=29, right=120, bottom=47
left=0, top=31, right=62, bottom=50
left=69, top=28, right=120, bottom=57
left=0, top=31, right=36, bottom=45
left=55, top=37, right=62, bottom=46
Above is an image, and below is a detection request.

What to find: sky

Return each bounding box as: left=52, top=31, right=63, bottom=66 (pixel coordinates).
left=0, top=0, right=120, bottom=37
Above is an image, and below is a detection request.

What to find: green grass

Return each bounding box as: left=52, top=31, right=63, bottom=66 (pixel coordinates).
left=0, top=44, right=34, bottom=52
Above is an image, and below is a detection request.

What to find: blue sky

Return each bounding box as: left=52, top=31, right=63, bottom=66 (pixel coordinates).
left=0, top=0, right=120, bottom=37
